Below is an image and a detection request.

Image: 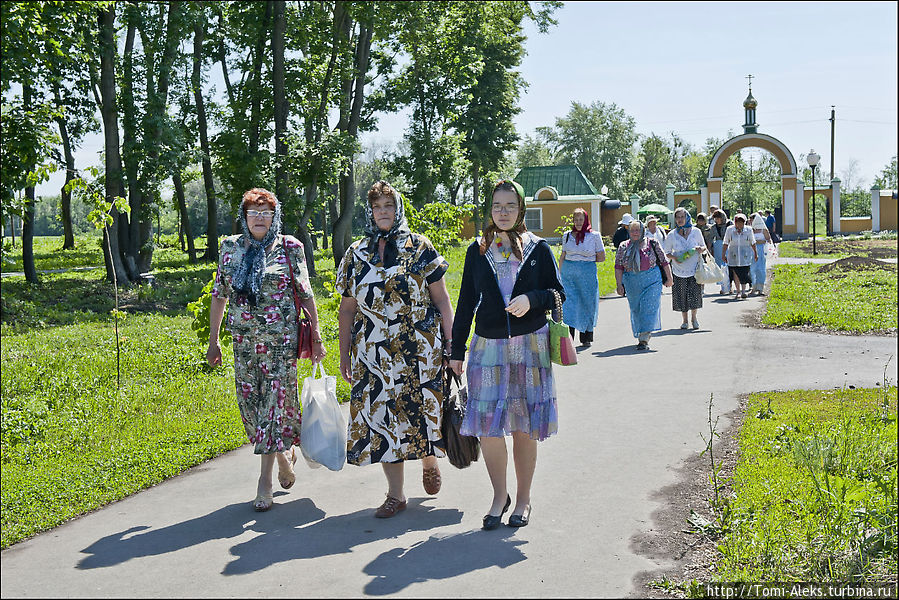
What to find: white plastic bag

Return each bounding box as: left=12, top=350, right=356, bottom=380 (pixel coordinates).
left=299, top=362, right=346, bottom=471
left=695, top=254, right=727, bottom=284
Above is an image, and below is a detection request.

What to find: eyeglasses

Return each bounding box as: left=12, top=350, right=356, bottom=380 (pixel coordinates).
left=246, top=210, right=274, bottom=219
left=491, top=204, right=517, bottom=214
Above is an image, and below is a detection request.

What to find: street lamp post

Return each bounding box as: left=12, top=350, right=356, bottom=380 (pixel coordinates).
left=807, top=150, right=820, bottom=255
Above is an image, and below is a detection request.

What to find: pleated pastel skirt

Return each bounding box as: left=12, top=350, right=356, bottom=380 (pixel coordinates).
left=461, top=325, right=558, bottom=441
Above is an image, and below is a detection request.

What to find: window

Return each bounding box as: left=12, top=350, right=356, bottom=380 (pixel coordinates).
left=524, top=208, right=543, bottom=231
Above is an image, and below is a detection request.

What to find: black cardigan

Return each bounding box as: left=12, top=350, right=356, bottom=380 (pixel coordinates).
left=451, top=235, right=565, bottom=361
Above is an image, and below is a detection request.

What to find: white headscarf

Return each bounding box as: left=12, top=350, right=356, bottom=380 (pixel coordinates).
left=751, top=214, right=767, bottom=230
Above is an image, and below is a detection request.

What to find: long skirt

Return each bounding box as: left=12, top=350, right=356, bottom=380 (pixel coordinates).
left=750, top=242, right=767, bottom=291
left=712, top=240, right=730, bottom=293
left=232, top=337, right=302, bottom=455
left=672, top=274, right=703, bottom=312
left=462, top=325, right=558, bottom=441
left=621, top=267, right=663, bottom=338
left=560, top=259, right=598, bottom=332
left=729, top=265, right=751, bottom=286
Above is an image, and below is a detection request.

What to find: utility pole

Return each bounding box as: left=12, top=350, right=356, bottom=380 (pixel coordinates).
left=829, top=107, right=835, bottom=180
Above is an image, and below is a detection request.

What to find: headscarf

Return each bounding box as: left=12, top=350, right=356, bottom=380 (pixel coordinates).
left=364, top=185, right=410, bottom=268
left=479, top=179, right=528, bottom=260
left=571, top=209, right=592, bottom=245
left=622, top=221, right=646, bottom=273
left=674, top=207, right=693, bottom=236
left=751, top=214, right=767, bottom=230
left=232, top=196, right=283, bottom=308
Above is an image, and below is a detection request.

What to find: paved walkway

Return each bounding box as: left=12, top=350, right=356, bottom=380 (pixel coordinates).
left=2, top=269, right=896, bottom=598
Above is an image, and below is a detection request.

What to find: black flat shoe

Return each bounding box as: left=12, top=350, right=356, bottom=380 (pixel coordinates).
left=482, top=494, right=511, bottom=530
left=508, top=505, right=531, bottom=527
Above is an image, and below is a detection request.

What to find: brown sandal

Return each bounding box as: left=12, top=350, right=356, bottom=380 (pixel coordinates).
left=375, top=495, right=407, bottom=518
left=422, top=466, right=442, bottom=495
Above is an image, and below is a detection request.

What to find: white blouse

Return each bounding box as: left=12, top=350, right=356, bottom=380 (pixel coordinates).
left=561, top=230, right=605, bottom=262
left=663, top=228, right=706, bottom=278
left=723, top=225, right=757, bottom=266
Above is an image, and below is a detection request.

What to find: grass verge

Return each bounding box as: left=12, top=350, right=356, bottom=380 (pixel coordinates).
left=763, top=263, right=897, bottom=333
left=713, top=386, right=898, bottom=583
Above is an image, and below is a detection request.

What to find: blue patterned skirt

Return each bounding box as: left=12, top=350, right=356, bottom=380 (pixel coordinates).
left=461, top=325, right=558, bottom=441
left=560, top=259, right=599, bottom=332
left=621, top=268, right=663, bottom=338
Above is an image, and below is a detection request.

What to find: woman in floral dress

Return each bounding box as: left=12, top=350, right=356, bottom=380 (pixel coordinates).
left=336, top=181, right=455, bottom=518
left=207, top=188, right=326, bottom=512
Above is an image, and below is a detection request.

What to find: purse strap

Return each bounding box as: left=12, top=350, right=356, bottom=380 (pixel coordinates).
left=285, top=240, right=311, bottom=321
left=548, top=288, right=563, bottom=322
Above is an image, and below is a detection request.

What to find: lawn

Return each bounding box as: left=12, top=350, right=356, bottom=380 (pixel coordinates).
left=1, top=233, right=612, bottom=548
left=713, top=387, right=897, bottom=583
left=763, top=260, right=898, bottom=333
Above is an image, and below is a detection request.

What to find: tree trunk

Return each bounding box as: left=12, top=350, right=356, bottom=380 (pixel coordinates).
left=193, top=22, right=217, bottom=261
left=22, top=80, right=38, bottom=283
left=53, top=85, right=76, bottom=249
left=173, top=170, right=197, bottom=263
left=332, top=18, right=372, bottom=265
left=121, top=17, right=141, bottom=280
left=97, top=6, right=131, bottom=284
left=248, top=1, right=272, bottom=157
left=272, top=0, right=287, bottom=205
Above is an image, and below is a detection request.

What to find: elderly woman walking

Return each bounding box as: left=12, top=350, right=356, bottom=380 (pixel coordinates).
left=558, top=207, right=605, bottom=346
left=749, top=214, right=773, bottom=296
left=722, top=213, right=758, bottom=299
left=615, top=220, right=673, bottom=350
left=664, top=207, right=707, bottom=330
left=450, top=179, right=564, bottom=530
left=336, top=181, right=455, bottom=518
left=710, top=210, right=733, bottom=295
left=207, top=187, right=327, bottom=512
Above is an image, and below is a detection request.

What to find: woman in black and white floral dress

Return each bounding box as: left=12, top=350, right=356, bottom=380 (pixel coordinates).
left=336, top=181, right=455, bottom=519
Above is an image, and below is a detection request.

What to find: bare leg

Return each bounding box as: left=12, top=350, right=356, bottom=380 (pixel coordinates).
left=479, top=436, right=509, bottom=515
left=421, top=455, right=437, bottom=470
left=681, top=311, right=689, bottom=325
left=381, top=462, right=406, bottom=502
left=258, top=453, right=276, bottom=496
left=511, top=431, right=537, bottom=515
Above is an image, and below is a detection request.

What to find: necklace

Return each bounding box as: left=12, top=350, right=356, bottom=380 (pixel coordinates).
left=495, top=237, right=512, bottom=260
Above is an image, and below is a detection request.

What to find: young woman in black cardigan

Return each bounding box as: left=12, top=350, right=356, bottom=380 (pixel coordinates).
left=449, top=180, right=564, bottom=530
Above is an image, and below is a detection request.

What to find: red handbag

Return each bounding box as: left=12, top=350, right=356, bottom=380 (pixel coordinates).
left=286, top=244, right=314, bottom=360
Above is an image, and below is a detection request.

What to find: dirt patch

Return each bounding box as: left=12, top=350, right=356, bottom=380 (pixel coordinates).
left=629, top=398, right=745, bottom=598
left=817, top=256, right=897, bottom=274
left=790, top=238, right=897, bottom=259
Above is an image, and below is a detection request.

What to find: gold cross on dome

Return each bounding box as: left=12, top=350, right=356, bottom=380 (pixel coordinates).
left=746, top=74, right=754, bottom=91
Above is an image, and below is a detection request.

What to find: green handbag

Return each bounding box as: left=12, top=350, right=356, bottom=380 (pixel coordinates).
left=547, top=289, right=577, bottom=366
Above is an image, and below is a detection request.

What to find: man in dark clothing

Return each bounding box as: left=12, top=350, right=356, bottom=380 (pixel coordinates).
left=612, top=213, right=634, bottom=250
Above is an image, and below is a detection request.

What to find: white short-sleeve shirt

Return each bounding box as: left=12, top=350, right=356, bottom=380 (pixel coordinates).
left=561, top=230, right=605, bottom=261
left=723, top=225, right=757, bottom=266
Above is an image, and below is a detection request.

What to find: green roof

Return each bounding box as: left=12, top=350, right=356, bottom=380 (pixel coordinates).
left=513, top=165, right=600, bottom=197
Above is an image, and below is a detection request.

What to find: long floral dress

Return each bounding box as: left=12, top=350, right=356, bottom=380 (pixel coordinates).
left=212, top=234, right=313, bottom=454
left=336, top=232, right=448, bottom=465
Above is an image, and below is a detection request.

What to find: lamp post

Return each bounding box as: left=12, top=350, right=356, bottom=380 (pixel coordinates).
left=807, top=150, right=820, bottom=255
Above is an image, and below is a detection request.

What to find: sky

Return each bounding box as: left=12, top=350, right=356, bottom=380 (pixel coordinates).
left=35, top=1, right=898, bottom=197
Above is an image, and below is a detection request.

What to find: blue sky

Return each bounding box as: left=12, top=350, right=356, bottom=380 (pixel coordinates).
left=35, top=1, right=897, bottom=196
left=370, top=1, right=898, bottom=188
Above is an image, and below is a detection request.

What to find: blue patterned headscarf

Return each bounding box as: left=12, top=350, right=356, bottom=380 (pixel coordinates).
left=623, top=221, right=646, bottom=273
left=232, top=197, right=282, bottom=307
left=674, top=207, right=693, bottom=235
left=364, top=183, right=410, bottom=268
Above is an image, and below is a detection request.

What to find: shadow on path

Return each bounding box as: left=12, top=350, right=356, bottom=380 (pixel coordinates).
left=77, top=497, right=326, bottom=569
left=222, top=498, right=464, bottom=575
left=362, top=529, right=527, bottom=595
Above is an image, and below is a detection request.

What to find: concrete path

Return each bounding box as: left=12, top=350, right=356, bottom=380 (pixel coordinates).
left=2, top=278, right=896, bottom=598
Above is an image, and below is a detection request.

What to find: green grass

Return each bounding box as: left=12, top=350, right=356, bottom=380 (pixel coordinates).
left=1, top=314, right=245, bottom=548
left=713, top=387, right=897, bottom=582
left=763, top=264, right=898, bottom=333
